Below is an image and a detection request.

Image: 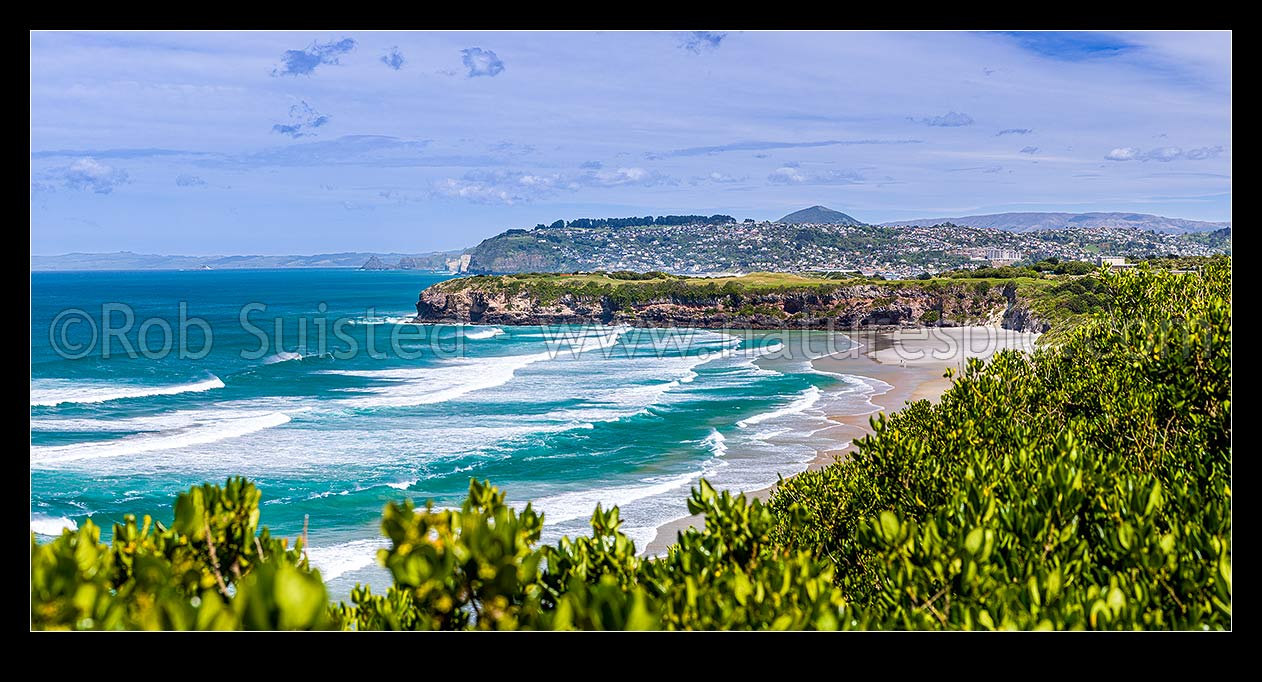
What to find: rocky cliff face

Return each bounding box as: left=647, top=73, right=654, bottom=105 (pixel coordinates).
left=415, top=280, right=1051, bottom=333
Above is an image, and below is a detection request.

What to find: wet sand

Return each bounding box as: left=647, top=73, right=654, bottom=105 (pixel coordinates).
left=643, top=326, right=1039, bottom=556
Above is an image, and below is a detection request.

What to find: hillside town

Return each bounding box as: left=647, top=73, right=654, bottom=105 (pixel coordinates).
left=459, top=219, right=1230, bottom=278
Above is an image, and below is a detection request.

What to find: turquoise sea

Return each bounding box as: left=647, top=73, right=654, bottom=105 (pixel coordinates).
left=30, top=269, right=887, bottom=597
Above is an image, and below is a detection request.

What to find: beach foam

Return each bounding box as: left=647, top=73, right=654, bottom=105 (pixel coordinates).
left=529, top=459, right=723, bottom=527
left=833, top=373, right=895, bottom=414
left=30, top=410, right=291, bottom=465
left=700, top=429, right=728, bottom=457
left=347, top=315, right=415, bottom=326
left=736, top=385, right=823, bottom=427
left=30, top=376, right=225, bottom=407
left=539, top=353, right=713, bottom=424
left=463, top=326, right=506, bottom=340
left=307, top=538, right=388, bottom=581
left=747, top=340, right=785, bottom=356
left=571, top=325, right=630, bottom=355
left=30, top=514, right=78, bottom=536
left=747, top=426, right=792, bottom=441
left=326, top=350, right=554, bottom=408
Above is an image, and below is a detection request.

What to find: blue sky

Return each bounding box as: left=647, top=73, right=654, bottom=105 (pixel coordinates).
left=30, top=30, right=1232, bottom=256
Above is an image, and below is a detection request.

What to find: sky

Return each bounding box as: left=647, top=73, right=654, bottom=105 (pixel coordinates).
left=30, top=30, right=1232, bottom=256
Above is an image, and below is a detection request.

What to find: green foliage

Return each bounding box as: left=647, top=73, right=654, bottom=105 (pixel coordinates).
left=637, top=481, right=850, bottom=629
left=918, top=309, right=941, bottom=325
left=31, top=477, right=328, bottom=630
left=771, top=260, right=1231, bottom=629
left=1031, top=258, right=1096, bottom=274
left=1139, top=254, right=1223, bottom=271
left=331, top=479, right=850, bottom=630
left=1053, top=260, right=1096, bottom=275
left=1184, top=229, right=1231, bottom=252
left=944, top=265, right=1042, bottom=279
left=333, top=479, right=549, bottom=630
left=605, top=270, right=676, bottom=281
left=1013, top=275, right=1111, bottom=337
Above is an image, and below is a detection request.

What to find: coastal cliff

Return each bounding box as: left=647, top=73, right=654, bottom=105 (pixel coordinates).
left=414, top=273, right=1054, bottom=333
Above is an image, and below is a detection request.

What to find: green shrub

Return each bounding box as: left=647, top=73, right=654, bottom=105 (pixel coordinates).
left=330, top=479, right=849, bottom=630
left=1054, top=260, right=1096, bottom=275
left=31, top=477, right=327, bottom=630
left=770, top=260, right=1231, bottom=629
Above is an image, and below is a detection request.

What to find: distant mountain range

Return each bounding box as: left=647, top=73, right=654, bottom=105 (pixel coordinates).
left=880, top=212, right=1230, bottom=235
left=30, top=250, right=463, bottom=272
left=776, top=205, right=864, bottom=226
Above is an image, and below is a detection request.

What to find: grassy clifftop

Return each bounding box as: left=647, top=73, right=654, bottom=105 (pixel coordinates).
left=421, top=269, right=1120, bottom=335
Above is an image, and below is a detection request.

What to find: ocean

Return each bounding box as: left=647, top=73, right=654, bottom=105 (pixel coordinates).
left=30, top=269, right=887, bottom=598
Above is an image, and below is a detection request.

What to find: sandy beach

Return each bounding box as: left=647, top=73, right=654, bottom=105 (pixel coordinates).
left=644, top=326, right=1040, bottom=556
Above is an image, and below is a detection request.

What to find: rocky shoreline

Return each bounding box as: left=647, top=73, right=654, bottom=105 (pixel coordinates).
left=413, top=278, right=1053, bottom=333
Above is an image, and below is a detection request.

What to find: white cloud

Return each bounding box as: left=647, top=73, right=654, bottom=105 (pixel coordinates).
left=175, top=174, right=207, bottom=187
left=1183, top=146, right=1224, bottom=160
left=768, top=166, right=864, bottom=185
left=434, top=169, right=570, bottom=204
left=917, top=111, right=974, bottom=127
left=769, top=166, right=807, bottom=183
left=1106, top=145, right=1223, bottom=162
left=62, top=158, right=129, bottom=194
left=434, top=166, right=670, bottom=203
left=271, top=101, right=330, bottom=138
left=588, top=167, right=660, bottom=186
left=1106, top=147, right=1141, bottom=161
left=679, top=31, right=726, bottom=54
left=272, top=38, right=356, bottom=77
left=434, top=177, right=527, bottom=204
left=461, top=48, right=504, bottom=78
left=381, top=47, right=405, bottom=71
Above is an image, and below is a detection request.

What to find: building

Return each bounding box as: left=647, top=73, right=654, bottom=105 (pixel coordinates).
left=985, top=247, right=1023, bottom=267
left=985, top=248, right=1024, bottom=261
left=1097, top=256, right=1133, bottom=269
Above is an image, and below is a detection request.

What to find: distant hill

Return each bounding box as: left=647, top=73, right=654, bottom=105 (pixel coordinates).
left=359, top=256, right=392, bottom=271
left=30, top=250, right=463, bottom=272
left=776, top=206, right=865, bottom=226
left=1185, top=226, right=1232, bottom=252
left=880, top=212, right=1230, bottom=234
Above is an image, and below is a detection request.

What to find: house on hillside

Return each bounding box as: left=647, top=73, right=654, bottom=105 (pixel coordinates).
left=986, top=248, right=1024, bottom=267
left=1097, top=256, right=1134, bottom=269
